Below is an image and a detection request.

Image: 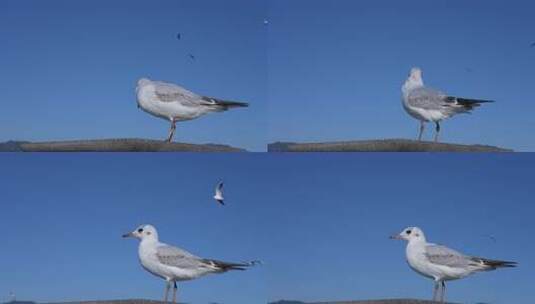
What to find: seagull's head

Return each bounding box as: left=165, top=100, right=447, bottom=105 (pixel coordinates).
left=390, top=226, right=426, bottom=242
left=122, top=224, right=159, bottom=241
left=402, top=67, right=424, bottom=94
left=137, top=77, right=152, bottom=88
left=409, top=67, right=423, bottom=81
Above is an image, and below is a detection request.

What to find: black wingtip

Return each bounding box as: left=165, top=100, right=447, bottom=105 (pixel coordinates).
left=495, top=262, right=517, bottom=268
left=455, top=97, right=496, bottom=105
left=481, top=258, right=518, bottom=268
left=205, top=259, right=260, bottom=271
left=224, top=101, right=249, bottom=108
left=204, top=96, right=249, bottom=108
left=502, top=261, right=518, bottom=267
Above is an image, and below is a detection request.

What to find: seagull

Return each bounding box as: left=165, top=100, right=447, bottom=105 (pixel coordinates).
left=390, top=227, right=516, bottom=303
left=136, top=78, right=248, bottom=142
left=402, top=67, right=494, bottom=142
left=123, top=224, right=258, bottom=304
left=214, top=181, right=224, bottom=205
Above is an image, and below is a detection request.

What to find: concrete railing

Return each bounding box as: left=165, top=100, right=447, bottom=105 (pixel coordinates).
left=0, top=139, right=245, bottom=152
left=268, top=139, right=512, bottom=152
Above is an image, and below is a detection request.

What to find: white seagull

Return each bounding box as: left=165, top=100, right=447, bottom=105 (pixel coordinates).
left=391, top=227, right=516, bottom=303
left=402, top=67, right=494, bottom=142
left=136, top=78, right=249, bottom=142
left=123, top=224, right=258, bottom=303
left=214, top=181, right=225, bottom=205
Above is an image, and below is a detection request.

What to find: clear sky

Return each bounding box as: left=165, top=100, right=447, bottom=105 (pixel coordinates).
left=1, top=154, right=534, bottom=304
left=3, top=0, right=535, bottom=152
left=267, top=0, right=535, bottom=151
left=0, top=0, right=267, bottom=151
left=0, top=154, right=269, bottom=304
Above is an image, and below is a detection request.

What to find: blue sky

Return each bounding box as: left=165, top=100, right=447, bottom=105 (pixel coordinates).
left=0, top=0, right=267, bottom=151
left=3, top=0, right=535, bottom=152
left=1, top=154, right=534, bottom=304
left=263, top=154, right=534, bottom=304
left=267, top=0, right=535, bottom=151
left=0, top=154, right=269, bottom=304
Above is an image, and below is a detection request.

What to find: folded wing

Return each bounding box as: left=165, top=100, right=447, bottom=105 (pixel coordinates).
left=156, top=244, right=203, bottom=270
left=425, top=244, right=472, bottom=268
left=152, top=81, right=249, bottom=111
left=408, top=87, right=494, bottom=116
left=153, top=81, right=205, bottom=106
left=156, top=244, right=259, bottom=272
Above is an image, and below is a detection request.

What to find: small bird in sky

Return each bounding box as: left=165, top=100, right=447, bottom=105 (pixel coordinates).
left=530, top=42, right=535, bottom=47
left=188, top=54, right=195, bottom=60
left=214, top=181, right=224, bottom=205
left=481, top=234, right=497, bottom=243
left=177, top=33, right=181, bottom=40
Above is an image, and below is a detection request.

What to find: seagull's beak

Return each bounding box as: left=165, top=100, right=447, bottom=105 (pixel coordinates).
left=390, top=234, right=403, bottom=240
left=122, top=232, right=134, bottom=238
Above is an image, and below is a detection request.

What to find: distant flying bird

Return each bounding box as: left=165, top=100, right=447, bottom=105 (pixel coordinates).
left=136, top=78, right=248, bottom=142
left=177, top=33, right=181, bottom=40
left=391, top=227, right=516, bottom=303
left=188, top=53, right=195, bottom=60
left=402, top=67, right=494, bottom=142
left=531, top=42, right=535, bottom=47
left=214, top=181, right=224, bottom=205
left=123, top=224, right=258, bottom=304
left=481, top=234, right=497, bottom=243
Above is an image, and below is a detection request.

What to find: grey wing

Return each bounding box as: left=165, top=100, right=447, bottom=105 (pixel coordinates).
left=425, top=244, right=472, bottom=268
left=153, top=81, right=212, bottom=107
left=216, top=181, right=223, bottom=192
left=156, top=244, right=204, bottom=269
left=407, top=87, right=449, bottom=110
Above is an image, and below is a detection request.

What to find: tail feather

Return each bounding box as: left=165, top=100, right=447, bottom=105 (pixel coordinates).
left=446, top=96, right=495, bottom=112
left=472, top=257, right=517, bottom=269
left=455, top=97, right=495, bottom=105
left=203, top=259, right=261, bottom=271
left=202, top=96, right=249, bottom=109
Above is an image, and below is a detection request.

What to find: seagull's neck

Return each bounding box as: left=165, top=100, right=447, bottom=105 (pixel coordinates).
left=140, top=237, right=159, bottom=247
left=407, top=237, right=427, bottom=248
left=402, top=78, right=424, bottom=98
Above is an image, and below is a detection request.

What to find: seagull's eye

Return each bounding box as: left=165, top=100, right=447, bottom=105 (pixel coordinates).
left=406, top=230, right=412, bottom=235
left=138, top=228, right=144, bottom=233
